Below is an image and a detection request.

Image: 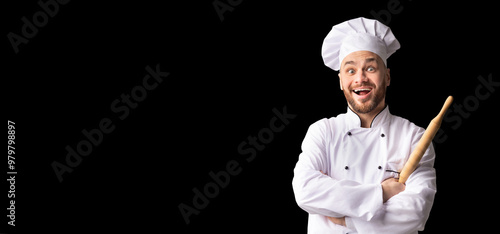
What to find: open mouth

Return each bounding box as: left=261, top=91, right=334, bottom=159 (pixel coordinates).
left=352, top=88, right=373, bottom=97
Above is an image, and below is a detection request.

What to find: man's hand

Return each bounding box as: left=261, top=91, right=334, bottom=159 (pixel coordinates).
left=327, top=216, right=346, bottom=226
left=381, top=178, right=405, bottom=203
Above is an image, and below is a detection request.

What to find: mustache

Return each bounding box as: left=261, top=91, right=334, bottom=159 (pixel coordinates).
left=349, top=82, right=376, bottom=90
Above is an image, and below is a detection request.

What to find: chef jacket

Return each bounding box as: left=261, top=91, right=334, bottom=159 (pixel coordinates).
left=292, top=106, right=436, bottom=234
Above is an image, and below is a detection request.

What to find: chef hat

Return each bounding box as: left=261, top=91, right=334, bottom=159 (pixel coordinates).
left=322, top=17, right=400, bottom=71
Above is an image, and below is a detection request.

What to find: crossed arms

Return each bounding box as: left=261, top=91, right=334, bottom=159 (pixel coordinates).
left=319, top=171, right=405, bottom=227
left=292, top=122, right=437, bottom=233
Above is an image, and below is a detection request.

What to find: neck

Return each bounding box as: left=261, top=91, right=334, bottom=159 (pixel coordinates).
left=350, top=101, right=386, bottom=128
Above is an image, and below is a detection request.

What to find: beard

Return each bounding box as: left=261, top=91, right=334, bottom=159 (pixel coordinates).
left=344, top=81, right=386, bottom=114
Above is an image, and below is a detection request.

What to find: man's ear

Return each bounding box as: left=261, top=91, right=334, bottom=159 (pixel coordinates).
left=338, top=72, right=343, bottom=90
left=385, top=68, right=391, bottom=87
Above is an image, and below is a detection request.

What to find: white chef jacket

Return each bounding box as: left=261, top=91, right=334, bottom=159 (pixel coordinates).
left=292, top=106, right=436, bottom=234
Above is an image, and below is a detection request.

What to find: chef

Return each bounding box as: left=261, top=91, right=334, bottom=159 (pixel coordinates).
left=292, top=17, right=436, bottom=233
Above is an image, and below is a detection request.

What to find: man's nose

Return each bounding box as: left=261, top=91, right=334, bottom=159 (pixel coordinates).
left=353, top=70, right=368, bottom=84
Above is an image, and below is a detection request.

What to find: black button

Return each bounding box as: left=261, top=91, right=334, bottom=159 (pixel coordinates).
left=378, top=166, right=382, bottom=170
left=380, top=133, right=385, bottom=137
left=344, top=166, right=349, bottom=170
left=347, top=132, right=352, bottom=136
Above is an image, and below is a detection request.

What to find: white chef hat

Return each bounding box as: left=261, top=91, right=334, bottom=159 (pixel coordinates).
left=322, top=17, right=400, bottom=71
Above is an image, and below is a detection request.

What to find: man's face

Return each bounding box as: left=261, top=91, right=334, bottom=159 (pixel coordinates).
left=338, top=51, right=390, bottom=114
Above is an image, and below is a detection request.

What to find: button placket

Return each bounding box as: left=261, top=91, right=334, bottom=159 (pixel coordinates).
left=344, top=131, right=352, bottom=173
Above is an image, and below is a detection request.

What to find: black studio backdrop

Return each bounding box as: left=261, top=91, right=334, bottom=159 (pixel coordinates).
left=4, top=0, right=498, bottom=233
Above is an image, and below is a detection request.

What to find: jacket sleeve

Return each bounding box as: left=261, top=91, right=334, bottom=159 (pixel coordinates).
left=292, top=120, right=383, bottom=221
left=347, top=130, right=437, bottom=234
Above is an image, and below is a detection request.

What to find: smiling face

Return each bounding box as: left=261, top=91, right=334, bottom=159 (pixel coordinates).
left=338, top=51, right=391, bottom=114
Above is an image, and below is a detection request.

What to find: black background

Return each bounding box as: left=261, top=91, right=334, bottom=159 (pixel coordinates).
left=4, top=0, right=498, bottom=233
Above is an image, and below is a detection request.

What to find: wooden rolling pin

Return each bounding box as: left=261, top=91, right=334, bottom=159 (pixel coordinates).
left=398, top=96, right=453, bottom=184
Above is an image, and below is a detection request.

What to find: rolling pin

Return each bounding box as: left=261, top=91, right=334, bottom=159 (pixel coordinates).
left=398, top=96, right=454, bottom=184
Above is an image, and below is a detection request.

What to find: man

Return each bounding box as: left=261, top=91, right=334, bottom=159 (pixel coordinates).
left=292, top=17, right=436, bottom=233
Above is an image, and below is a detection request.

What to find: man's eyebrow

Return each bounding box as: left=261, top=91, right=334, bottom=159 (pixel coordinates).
left=343, top=58, right=377, bottom=67
left=344, top=60, right=355, bottom=66
left=365, top=58, right=376, bottom=63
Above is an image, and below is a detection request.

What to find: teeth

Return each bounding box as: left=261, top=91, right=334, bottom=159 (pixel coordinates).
left=354, top=89, right=371, bottom=92
left=353, top=88, right=372, bottom=95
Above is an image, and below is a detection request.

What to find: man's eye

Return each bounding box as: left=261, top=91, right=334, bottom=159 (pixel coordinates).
left=367, top=67, right=375, bottom=72
left=347, top=69, right=355, bottom=74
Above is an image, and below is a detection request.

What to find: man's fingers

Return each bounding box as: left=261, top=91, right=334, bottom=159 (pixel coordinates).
left=327, top=216, right=346, bottom=226
left=383, top=177, right=398, bottom=182
left=382, top=177, right=406, bottom=202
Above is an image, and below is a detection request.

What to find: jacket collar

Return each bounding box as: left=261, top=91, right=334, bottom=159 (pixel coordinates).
left=346, top=105, right=391, bottom=129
